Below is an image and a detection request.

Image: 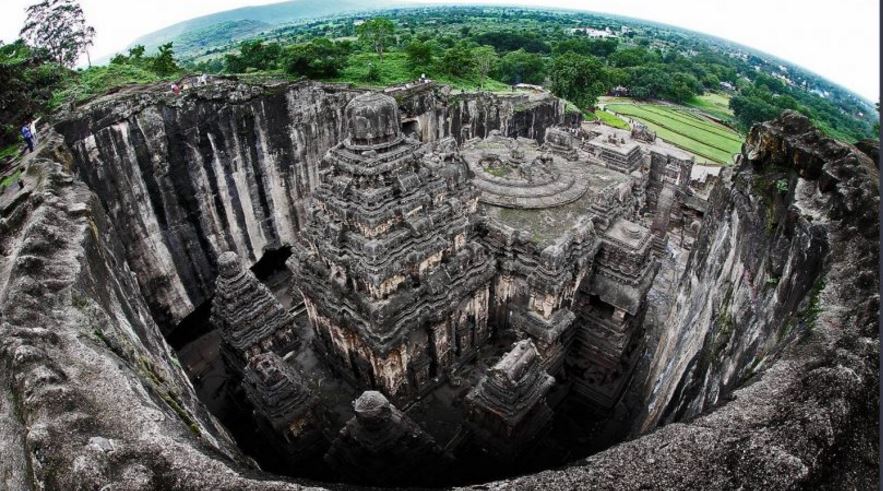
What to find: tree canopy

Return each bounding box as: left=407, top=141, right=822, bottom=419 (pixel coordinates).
left=357, top=18, right=395, bottom=61
left=0, top=40, right=66, bottom=147
left=20, top=0, right=94, bottom=67
left=549, top=52, right=607, bottom=110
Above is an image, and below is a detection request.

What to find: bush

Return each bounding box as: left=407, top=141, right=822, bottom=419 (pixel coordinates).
left=225, top=40, right=282, bottom=73
left=0, top=40, right=67, bottom=146
left=438, top=42, right=475, bottom=77
left=284, top=38, right=351, bottom=78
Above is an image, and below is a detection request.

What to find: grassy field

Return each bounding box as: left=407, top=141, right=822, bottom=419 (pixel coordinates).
left=1, top=169, right=22, bottom=190
left=604, top=100, right=743, bottom=165
left=594, top=110, right=630, bottom=130
left=687, top=92, right=734, bottom=121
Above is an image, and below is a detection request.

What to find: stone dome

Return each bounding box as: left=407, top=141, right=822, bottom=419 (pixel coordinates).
left=345, top=92, right=401, bottom=147
left=354, top=390, right=392, bottom=423
left=217, top=251, right=242, bottom=278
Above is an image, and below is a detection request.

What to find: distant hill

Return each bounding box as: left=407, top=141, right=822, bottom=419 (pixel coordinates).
left=129, top=0, right=401, bottom=54
left=168, top=20, right=272, bottom=58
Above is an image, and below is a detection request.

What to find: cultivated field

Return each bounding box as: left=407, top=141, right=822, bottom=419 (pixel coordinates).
left=603, top=97, right=743, bottom=165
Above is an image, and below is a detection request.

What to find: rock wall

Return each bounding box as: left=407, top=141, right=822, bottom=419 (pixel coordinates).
left=491, top=111, right=879, bottom=489
left=0, top=139, right=300, bottom=489
left=56, top=80, right=573, bottom=333
left=637, top=111, right=878, bottom=431
left=4, top=99, right=876, bottom=489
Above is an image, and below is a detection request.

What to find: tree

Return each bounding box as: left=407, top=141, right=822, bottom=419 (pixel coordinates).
left=284, top=38, right=350, bottom=78
left=438, top=42, right=475, bottom=77
left=472, top=45, right=498, bottom=89
left=151, top=43, right=179, bottom=77
left=404, top=40, right=433, bottom=69
left=668, top=72, right=702, bottom=103
left=225, top=40, right=282, bottom=73
left=20, top=0, right=94, bottom=68
left=357, top=17, right=394, bottom=61
left=0, top=40, right=66, bottom=147
left=875, top=102, right=880, bottom=134
left=553, top=37, right=618, bottom=58
left=472, top=31, right=550, bottom=54
left=497, top=49, right=545, bottom=85
left=730, top=93, right=783, bottom=130
left=548, top=52, right=608, bottom=110
left=609, top=46, right=657, bottom=68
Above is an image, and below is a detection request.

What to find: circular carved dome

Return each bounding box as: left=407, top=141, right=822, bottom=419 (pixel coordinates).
left=354, top=390, right=392, bottom=424
left=625, top=224, right=644, bottom=240
left=217, top=251, right=242, bottom=278
left=345, top=92, right=401, bottom=147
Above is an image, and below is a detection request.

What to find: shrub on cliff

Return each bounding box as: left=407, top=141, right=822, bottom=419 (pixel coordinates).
left=0, top=39, right=66, bottom=148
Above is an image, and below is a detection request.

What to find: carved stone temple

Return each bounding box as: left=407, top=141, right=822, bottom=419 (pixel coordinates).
left=288, top=92, right=496, bottom=403
left=324, top=391, right=446, bottom=486
left=211, top=251, right=298, bottom=367
left=465, top=339, right=555, bottom=460
left=242, top=352, right=329, bottom=463
left=207, top=87, right=705, bottom=478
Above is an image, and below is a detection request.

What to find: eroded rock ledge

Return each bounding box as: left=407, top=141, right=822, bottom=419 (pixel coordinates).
left=1, top=89, right=877, bottom=490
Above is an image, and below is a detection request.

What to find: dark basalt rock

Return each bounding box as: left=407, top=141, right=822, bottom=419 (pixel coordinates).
left=465, top=340, right=555, bottom=460
left=211, top=251, right=297, bottom=364
left=324, top=391, right=446, bottom=486
left=853, top=138, right=879, bottom=166
left=0, top=88, right=876, bottom=490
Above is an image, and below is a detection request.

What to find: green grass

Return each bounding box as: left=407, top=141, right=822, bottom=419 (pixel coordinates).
left=594, top=109, right=630, bottom=130
left=639, top=105, right=742, bottom=141
left=329, top=51, right=510, bottom=92
left=0, top=144, right=19, bottom=161
left=606, top=102, right=743, bottom=165
left=687, top=92, right=734, bottom=121
left=1, top=169, right=22, bottom=189
left=49, top=63, right=171, bottom=109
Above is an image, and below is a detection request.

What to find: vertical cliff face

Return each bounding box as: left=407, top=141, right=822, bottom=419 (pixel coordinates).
left=57, top=81, right=355, bottom=331
left=638, top=111, right=879, bottom=431
left=393, top=84, right=580, bottom=144
left=487, top=110, right=878, bottom=490
left=4, top=90, right=875, bottom=489
left=0, top=140, right=301, bottom=489
left=56, top=80, right=573, bottom=333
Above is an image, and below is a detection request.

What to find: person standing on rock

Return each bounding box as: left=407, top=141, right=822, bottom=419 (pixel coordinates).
left=20, top=124, right=34, bottom=153
left=29, top=118, right=40, bottom=145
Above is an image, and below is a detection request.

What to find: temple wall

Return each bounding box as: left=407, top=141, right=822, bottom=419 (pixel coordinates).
left=56, top=80, right=572, bottom=333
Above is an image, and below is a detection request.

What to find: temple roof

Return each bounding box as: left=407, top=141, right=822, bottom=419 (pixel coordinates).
left=344, top=92, right=402, bottom=148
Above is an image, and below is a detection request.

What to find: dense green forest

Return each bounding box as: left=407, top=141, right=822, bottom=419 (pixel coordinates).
left=2, top=5, right=878, bottom=152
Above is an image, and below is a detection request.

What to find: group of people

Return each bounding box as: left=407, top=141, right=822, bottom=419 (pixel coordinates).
left=170, top=74, right=210, bottom=96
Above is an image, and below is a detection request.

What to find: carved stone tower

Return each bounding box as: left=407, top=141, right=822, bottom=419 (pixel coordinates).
left=211, top=251, right=297, bottom=366
left=289, top=92, right=495, bottom=403
left=465, top=339, right=555, bottom=460
left=324, top=391, right=445, bottom=486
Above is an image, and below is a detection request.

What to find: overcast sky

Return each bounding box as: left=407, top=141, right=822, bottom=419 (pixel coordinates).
left=0, top=0, right=878, bottom=100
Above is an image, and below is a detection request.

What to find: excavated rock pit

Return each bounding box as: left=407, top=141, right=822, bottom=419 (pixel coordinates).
left=0, top=77, right=877, bottom=490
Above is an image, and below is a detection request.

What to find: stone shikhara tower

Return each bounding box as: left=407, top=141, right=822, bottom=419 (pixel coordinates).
left=211, top=251, right=298, bottom=367
left=242, top=352, right=329, bottom=462
left=324, top=391, right=446, bottom=485
left=289, top=93, right=496, bottom=403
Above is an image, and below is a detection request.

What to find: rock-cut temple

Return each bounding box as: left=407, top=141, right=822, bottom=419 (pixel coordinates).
left=209, top=89, right=702, bottom=483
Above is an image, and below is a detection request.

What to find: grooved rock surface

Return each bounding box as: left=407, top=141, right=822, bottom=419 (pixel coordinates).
left=54, top=79, right=574, bottom=334
left=480, top=110, right=879, bottom=489
left=1, top=92, right=876, bottom=490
